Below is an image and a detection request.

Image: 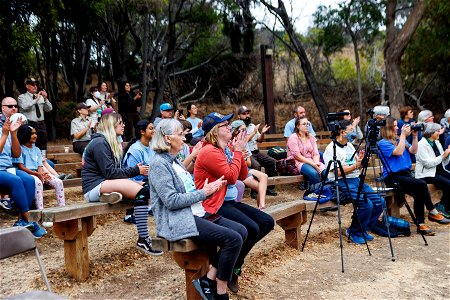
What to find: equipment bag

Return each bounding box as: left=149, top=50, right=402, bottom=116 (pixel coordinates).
left=267, top=146, right=287, bottom=160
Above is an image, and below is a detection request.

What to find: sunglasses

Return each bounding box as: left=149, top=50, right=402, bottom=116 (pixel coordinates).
left=2, top=104, right=18, bottom=109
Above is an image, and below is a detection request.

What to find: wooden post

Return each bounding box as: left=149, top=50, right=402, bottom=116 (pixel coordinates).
left=173, top=250, right=209, bottom=300
left=261, top=45, right=276, bottom=134
left=53, top=216, right=96, bottom=281
left=275, top=212, right=304, bottom=249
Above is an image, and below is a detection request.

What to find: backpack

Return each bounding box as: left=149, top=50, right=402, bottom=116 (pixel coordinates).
left=371, top=216, right=411, bottom=237
left=275, top=158, right=300, bottom=176
left=267, top=146, right=287, bottom=160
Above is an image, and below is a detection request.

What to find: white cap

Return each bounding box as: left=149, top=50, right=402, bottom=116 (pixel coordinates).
left=10, top=113, right=28, bottom=125
left=93, top=91, right=102, bottom=99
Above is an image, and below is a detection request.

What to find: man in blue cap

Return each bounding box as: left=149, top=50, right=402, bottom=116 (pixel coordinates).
left=154, top=102, right=174, bottom=127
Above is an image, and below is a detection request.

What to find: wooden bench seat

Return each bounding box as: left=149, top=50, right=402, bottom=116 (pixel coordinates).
left=46, top=152, right=81, bottom=163
left=152, top=200, right=307, bottom=300
left=47, top=144, right=73, bottom=153
left=28, top=202, right=133, bottom=281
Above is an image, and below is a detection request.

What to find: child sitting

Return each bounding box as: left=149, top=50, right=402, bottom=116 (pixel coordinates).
left=15, top=125, right=65, bottom=210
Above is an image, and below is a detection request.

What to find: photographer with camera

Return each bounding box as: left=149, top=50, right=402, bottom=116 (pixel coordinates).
left=415, top=122, right=450, bottom=219
left=323, top=119, right=384, bottom=244
left=378, top=117, right=449, bottom=236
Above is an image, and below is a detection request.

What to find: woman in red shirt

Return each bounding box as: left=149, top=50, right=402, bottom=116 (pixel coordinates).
left=194, top=112, right=275, bottom=294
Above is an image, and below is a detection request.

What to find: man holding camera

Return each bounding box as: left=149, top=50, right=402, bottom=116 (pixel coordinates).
left=18, top=78, right=53, bottom=150
left=323, top=119, right=384, bottom=244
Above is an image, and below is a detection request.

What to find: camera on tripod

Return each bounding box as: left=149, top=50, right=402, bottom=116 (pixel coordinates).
left=327, top=112, right=349, bottom=135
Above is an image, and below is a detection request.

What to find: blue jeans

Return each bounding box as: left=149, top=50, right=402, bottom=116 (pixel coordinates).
left=0, top=170, right=35, bottom=213
left=300, top=164, right=325, bottom=184
left=337, top=178, right=384, bottom=234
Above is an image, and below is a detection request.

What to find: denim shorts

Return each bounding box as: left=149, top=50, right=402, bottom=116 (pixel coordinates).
left=84, top=182, right=103, bottom=202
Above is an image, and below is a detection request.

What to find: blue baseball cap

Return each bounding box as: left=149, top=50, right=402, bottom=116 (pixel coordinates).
left=202, top=112, right=234, bottom=134
left=160, top=102, right=174, bottom=111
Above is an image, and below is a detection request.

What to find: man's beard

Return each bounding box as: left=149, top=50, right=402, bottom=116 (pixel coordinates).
left=243, top=117, right=251, bottom=126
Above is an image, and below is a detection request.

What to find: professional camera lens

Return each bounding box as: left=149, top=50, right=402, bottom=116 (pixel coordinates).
left=411, top=123, right=424, bottom=131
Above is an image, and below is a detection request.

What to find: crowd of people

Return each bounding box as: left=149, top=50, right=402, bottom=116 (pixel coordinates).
left=1, top=78, right=450, bottom=299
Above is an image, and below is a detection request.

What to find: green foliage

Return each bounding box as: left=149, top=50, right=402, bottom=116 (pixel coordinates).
left=331, top=57, right=356, bottom=81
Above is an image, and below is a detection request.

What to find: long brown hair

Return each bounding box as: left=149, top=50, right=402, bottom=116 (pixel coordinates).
left=380, top=116, right=397, bottom=143
left=294, top=117, right=309, bottom=137
left=204, top=125, right=221, bottom=147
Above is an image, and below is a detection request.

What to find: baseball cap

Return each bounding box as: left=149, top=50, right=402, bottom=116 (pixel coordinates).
left=76, top=102, right=91, bottom=110
left=237, top=105, right=251, bottom=114
left=160, top=103, right=174, bottom=111
left=202, top=112, right=234, bottom=134
left=230, top=120, right=245, bottom=134
left=25, top=78, right=38, bottom=85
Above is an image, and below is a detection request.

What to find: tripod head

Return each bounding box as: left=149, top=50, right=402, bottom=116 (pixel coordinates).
left=327, top=112, right=350, bottom=140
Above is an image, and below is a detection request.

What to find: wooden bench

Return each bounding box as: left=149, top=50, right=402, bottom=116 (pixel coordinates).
left=28, top=202, right=133, bottom=281
left=47, top=144, right=73, bottom=153
left=152, top=200, right=307, bottom=300
left=46, top=152, right=81, bottom=164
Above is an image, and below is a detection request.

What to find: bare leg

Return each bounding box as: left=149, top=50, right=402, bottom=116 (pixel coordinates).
left=245, top=170, right=268, bottom=209
left=42, top=159, right=59, bottom=176
left=100, top=179, right=143, bottom=198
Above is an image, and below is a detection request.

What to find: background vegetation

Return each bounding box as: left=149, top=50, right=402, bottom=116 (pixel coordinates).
left=0, top=0, right=448, bottom=138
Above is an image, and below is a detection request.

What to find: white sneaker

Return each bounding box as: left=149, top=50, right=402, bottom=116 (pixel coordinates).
left=99, top=192, right=123, bottom=204
left=42, top=222, right=53, bottom=228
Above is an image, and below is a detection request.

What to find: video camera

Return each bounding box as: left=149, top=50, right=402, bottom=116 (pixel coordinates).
left=327, top=112, right=350, bottom=134
left=365, top=106, right=388, bottom=144
left=411, top=123, right=424, bottom=132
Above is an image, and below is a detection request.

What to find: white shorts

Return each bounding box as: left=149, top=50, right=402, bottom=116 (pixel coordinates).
left=84, top=182, right=103, bottom=202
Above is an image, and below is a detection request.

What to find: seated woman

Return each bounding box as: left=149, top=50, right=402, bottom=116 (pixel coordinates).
left=16, top=124, right=65, bottom=212
left=0, top=115, right=46, bottom=237
left=231, top=120, right=268, bottom=209
left=287, top=117, right=326, bottom=196
left=82, top=113, right=162, bottom=255
left=194, top=112, right=274, bottom=294
left=70, top=102, right=92, bottom=154
left=149, top=119, right=244, bottom=300
left=415, top=122, right=450, bottom=218
left=378, top=117, right=449, bottom=236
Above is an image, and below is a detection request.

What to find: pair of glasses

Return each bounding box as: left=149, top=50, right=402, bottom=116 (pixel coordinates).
left=300, top=122, right=310, bottom=126
left=218, top=122, right=230, bottom=128
left=2, top=105, right=18, bottom=108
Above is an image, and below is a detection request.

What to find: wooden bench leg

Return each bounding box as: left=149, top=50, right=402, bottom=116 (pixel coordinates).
left=53, top=216, right=96, bottom=281
left=388, top=194, right=404, bottom=218
left=276, top=211, right=306, bottom=250
left=173, top=250, right=209, bottom=300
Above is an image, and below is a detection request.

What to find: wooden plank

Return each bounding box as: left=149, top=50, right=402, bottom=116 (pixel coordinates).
left=268, top=175, right=304, bottom=186
left=28, top=202, right=133, bottom=223
left=46, top=152, right=81, bottom=163
left=170, top=239, right=200, bottom=252
left=47, top=145, right=73, bottom=153
left=262, top=133, right=285, bottom=140
left=257, top=141, right=286, bottom=149
left=54, top=162, right=81, bottom=173
left=152, top=238, right=170, bottom=252
left=265, top=200, right=306, bottom=221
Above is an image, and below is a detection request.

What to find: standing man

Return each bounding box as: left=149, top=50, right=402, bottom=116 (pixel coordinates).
left=237, top=105, right=278, bottom=196
left=18, top=78, right=53, bottom=150
left=284, top=106, right=316, bottom=139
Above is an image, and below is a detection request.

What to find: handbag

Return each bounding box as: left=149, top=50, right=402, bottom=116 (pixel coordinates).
left=276, top=158, right=300, bottom=176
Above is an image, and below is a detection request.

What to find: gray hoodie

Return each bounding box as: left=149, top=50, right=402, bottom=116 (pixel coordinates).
left=149, top=152, right=206, bottom=241
left=82, top=133, right=140, bottom=194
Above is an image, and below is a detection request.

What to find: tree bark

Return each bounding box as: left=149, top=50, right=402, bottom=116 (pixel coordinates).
left=384, top=0, right=426, bottom=118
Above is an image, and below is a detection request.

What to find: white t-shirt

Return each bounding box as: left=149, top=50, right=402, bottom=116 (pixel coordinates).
left=172, top=162, right=205, bottom=217
left=323, top=141, right=360, bottom=180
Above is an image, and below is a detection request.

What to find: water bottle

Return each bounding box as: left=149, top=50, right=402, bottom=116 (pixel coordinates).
left=97, top=107, right=102, bottom=117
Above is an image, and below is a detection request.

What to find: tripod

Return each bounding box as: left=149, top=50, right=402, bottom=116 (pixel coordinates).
left=301, top=135, right=371, bottom=273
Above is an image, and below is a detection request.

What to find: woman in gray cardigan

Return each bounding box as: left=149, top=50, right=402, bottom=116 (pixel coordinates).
left=149, top=119, right=247, bottom=300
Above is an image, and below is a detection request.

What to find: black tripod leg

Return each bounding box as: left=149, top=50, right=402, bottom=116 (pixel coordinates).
left=337, top=161, right=371, bottom=256
left=301, top=160, right=332, bottom=252
left=401, top=196, right=428, bottom=246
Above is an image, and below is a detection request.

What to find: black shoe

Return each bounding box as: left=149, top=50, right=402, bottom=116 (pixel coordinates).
left=227, top=272, right=239, bottom=293
left=192, top=276, right=216, bottom=300
left=250, top=190, right=258, bottom=199
left=216, top=293, right=229, bottom=300
left=266, top=188, right=278, bottom=196
left=136, top=237, right=164, bottom=256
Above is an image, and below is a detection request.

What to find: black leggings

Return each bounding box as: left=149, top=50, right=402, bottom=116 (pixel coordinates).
left=422, top=170, right=450, bottom=211
left=385, top=170, right=434, bottom=224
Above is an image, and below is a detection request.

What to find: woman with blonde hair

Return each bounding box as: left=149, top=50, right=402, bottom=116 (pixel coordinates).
left=82, top=113, right=162, bottom=255
left=378, top=116, right=449, bottom=236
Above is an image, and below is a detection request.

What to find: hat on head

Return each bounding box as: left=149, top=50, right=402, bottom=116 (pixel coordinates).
left=101, top=108, right=115, bottom=116
left=202, top=112, right=234, bottom=134
left=25, top=78, right=37, bottom=85
left=230, top=120, right=245, bottom=134
left=237, top=105, right=251, bottom=115
left=160, top=103, right=174, bottom=112
left=76, top=102, right=91, bottom=110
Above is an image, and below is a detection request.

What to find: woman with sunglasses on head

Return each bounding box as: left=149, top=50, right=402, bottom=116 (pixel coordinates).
left=82, top=113, right=162, bottom=255
left=287, top=117, right=326, bottom=197
left=149, top=118, right=243, bottom=300
left=378, top=116, right=450, bottom=236
left=194, top=112, right=274, bottom=296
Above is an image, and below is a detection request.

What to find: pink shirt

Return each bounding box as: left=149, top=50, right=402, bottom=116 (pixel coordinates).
left=287, top=133, right=325, bottom=172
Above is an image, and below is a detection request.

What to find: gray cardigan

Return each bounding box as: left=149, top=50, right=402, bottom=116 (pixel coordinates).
left=149, top=152, right=206, bottom=242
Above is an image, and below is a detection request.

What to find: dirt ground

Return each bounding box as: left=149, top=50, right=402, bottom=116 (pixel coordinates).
left=1, top=185, right=449, bottom=300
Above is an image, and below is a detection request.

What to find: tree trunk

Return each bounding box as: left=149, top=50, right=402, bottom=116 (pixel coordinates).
left=350, top=34, right=363, bottom=120
left=140, top=13, right=150, bottom=118
left=384, top=0, right=426, bottom=118
left=260, top=0, right=328, bottom=129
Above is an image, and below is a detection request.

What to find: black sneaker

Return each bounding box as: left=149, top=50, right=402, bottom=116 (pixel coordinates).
left=192, top=276, right=216, bottom=300
left=0, top=199, right=13, bottom=211
left=266, top=188, right=278, bottom=196
left=216, top=293, right=229, bottom=300
left=123, top=214, right=136, bottom=224
left=250, top=190, right=258, bottom=199
left=227, top=272, right=239, bottom=293
left=136, top=237, right=164, bottom=256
